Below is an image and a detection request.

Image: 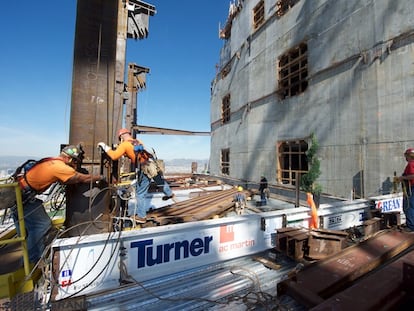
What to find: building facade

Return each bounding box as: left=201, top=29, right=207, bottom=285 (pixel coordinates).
left=210, top=0, right=414, bottom=199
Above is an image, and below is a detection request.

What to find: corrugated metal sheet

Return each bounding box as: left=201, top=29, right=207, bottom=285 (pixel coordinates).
left=85, top=250, right=306, bottom=310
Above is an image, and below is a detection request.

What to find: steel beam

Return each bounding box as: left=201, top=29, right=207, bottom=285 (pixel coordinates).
left=310, top=249, right=414, bottom=310
left=70, top=0, right=119, bottom=162
left=147, top=188, right=239, bottom=223
left=277, top=230, right=414, bottom=308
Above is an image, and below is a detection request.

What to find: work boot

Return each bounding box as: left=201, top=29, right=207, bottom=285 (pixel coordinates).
left=162, top=193, right=175, bottom=201
left=131, top=215, right=146, bottom=224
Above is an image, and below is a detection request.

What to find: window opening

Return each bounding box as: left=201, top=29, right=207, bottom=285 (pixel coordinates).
left=278, top=140, right=308, bottom=185
left=276, top=0, right=300, bottom=17
left=278, top=42, right=308, bottom=99
left=253, top=0, right=265, bottom=30
left=221, top=149, right=230, bottom=175
left=221, top=61, right=232, bottom=79
left=222, top=94, right=231, bottom=124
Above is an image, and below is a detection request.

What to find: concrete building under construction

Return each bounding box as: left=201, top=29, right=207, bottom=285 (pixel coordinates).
left=210, top=0, right=414, bottom=199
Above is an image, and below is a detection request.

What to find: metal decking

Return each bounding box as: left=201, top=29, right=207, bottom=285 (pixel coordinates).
left=3, top=176, right=411, bottom=310
left=78, top=250, right=304, bottom=311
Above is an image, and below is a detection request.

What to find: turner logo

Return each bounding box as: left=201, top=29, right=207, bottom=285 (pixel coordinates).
left=219, top=225, right=255, bottom=253
left=131, top=236, right=213, bottom=269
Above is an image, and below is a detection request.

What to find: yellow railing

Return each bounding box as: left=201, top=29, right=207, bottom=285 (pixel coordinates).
left=0, top=181, right=31, bottom=278
left=117, top=172, right=135, bottom=187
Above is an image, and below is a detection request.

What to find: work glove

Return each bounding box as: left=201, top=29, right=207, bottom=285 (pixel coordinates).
left=97, top=142, right=110, bottom=152
left=134, top=144, right=144, bottom=152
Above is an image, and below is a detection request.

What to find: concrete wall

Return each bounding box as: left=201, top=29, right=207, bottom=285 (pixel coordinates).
left=210, top=0, right=414, bottom=199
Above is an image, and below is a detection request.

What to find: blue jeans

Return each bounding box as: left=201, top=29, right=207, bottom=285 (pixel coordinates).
left=403, top=186, right=414, bottom=230
left=260, top=191, right=267, bottom=205
left=12, top=198, right=52, bottom=263
left=129, top=172, right=173, bottom=218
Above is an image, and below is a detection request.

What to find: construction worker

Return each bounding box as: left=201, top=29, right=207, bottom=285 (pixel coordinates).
left=258, top=175, right=269, bottom=206
left=234, top=186, right=247, bottom=215
left=98, top=129, right=174, bottom=223
left=396, top=148, right=414, bottom=232
left=12, top=145, right=104, bottom=264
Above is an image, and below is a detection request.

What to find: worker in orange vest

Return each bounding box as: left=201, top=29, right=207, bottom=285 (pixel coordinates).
left=12, top=145, right=104, bottom=263
left=98, top=129, right=175, bottom=224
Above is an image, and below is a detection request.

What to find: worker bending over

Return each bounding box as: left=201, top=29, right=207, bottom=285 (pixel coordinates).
left=13, top=145, right=104, bottom=263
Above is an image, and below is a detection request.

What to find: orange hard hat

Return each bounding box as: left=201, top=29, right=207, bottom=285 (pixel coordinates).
left=118, top=128, right=131, bottom=138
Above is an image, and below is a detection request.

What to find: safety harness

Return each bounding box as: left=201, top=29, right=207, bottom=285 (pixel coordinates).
left=12, top=157, right=63, bottom=195
left=130, top=140, right=162, bottom=185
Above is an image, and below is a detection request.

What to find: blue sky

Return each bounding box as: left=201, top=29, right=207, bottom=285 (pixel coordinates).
left=0, top=0, right=229, bottom=160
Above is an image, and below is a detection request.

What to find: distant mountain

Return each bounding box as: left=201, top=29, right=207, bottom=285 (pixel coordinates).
left=164, top=158, right=209, bottom=166
left=0, top=156, right=210, bottom=174
left=163, top=158, right=210, bottom=174
left=0, top=156, right=38, bottom=170
left=0, top=156, right=38, bottom=177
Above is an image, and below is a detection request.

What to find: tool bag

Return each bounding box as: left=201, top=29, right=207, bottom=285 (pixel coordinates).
left=141, top=160, right=160, bottom=178
left=131, top=140, right=163, bottom=179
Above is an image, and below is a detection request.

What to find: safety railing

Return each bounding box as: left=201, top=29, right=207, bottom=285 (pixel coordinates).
left=0, top=180, right=31, bottom=277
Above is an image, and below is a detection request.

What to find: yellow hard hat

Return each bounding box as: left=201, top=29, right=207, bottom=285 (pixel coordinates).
left=237, top=186, right=243, bottom=192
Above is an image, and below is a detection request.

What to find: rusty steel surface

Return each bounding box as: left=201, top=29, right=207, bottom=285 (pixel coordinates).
left=277, top=230, right=414, bottom=308
left=147, top=188, right=238, bottom=223
left=132, top=124, right=211, bottom=136
left=286, top=231, right=308, bottom=260
left=70, top=0, right=119, bottom=160
left=307, top=229, right=348, bottom=260
left=276, top=228, right=349, bottom=261
left=310, top=248, right=414, bottom=311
